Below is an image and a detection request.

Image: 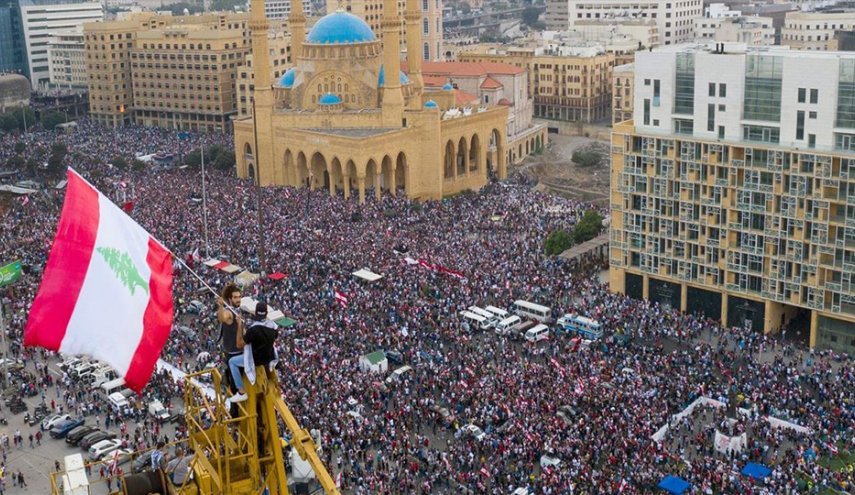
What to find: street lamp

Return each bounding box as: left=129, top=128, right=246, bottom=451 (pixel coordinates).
left=251, top=97, right=266, bottom=275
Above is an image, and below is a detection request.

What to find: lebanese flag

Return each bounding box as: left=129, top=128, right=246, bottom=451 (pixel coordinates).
left=334, top=290, right=348, bottom=308
left=479, top=467, right=490, bottom=478
left=24, top=169, right=173, bottom=393
left=575, top=378, right=585, bottom=395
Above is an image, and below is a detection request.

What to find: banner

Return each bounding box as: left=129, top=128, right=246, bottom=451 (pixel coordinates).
left=0, top=261, right=22, bottom=287
left=714, top=430, right=747, bottom=454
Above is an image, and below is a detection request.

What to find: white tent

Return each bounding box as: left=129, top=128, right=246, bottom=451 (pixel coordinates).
left=359, top=351, right=388, bottom=373
left=222, top=264, right=242, bottom=274
left=203, top=259, right=221, bottom=268
left=234, top=270, right=259, bottom=286
left=239, top=296, right=283, bottom=321
left=352, top=268, right=383, bottom=282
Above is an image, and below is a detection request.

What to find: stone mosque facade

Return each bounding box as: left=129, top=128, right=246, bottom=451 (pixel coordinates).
left=234, top=0, right=509, bottom=201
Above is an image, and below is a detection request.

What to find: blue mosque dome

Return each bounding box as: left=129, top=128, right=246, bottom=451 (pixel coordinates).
left=378, top=65, right=410, bottom=87
left=306, top=12, right=376, bottom=44
left=442, top=82, right=453, bottom=90
left=424, top=100, right=438, bottom=109
left=279, top=68, right=295, bottom=88
left=319, top=93, right=342, bottom=105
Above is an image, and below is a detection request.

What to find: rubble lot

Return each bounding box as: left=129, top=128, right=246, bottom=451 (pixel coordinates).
left=512, top=133, right=611, bottom=205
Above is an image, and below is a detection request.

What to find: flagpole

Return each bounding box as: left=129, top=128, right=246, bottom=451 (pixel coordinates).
left=169, top=251, right=243, bottom=321
left=0, top=301, right=7, bottom=387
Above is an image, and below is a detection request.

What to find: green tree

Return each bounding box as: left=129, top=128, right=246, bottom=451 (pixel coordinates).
left=14, top=142, right=26, bottom=154
left=41, top=110, right=67, bottom=130
left=0, top=114, right=18, bottom=132
left=131, top=159, right=147, bottom=172
left=521, top=6, right=541, bottom=26
left=15, top=108, right=35, bottom=130
left=5, top=155, right=25, bottom=170
left=184, top=149, right=202, bottom=168
left=571, top=149, right=602, bottom=167
left=212, top=149, right=235, bottom=171
left=166, top=2, right=202, bottom=15
left=47, top=142, right=68, bottom=175
left=544, top=229, right=572, bottom=256
left=571, top=210, right=604, bottom=244
left=112, top=155, right=128, bottom=171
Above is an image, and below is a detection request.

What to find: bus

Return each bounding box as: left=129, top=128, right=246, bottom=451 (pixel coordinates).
left=461, top=311, right=489, bottom=331
left=512, top=300, right=552, bottom=322
left=556, top=314, right=603, bottom=340
left=485, top=305, right=509, bottom=319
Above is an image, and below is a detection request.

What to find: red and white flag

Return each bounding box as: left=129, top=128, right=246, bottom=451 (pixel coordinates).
left=19, top=195, right=29, bottom=206
left=618, top=479, right=628, bottom=493
left=109, top=449, right=121, bottom=474
left=479, top=467, right=490, bottom=478
left=24, top=169, right=173, bottom=393
left=334, top=290, right=348, bottom=308
left=575, top=378, right=585, bottom=395
left=549, top=357, right=564, bottom=376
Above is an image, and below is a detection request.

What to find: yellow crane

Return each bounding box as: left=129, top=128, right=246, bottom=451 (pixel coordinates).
left=53, top=366, right=340, bottom=495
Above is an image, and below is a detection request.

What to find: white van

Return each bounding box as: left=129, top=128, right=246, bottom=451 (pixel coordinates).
left=461, top=311, right=487, bottom=330
left=524, top=324, right=550, bottom=343
left=101, top=378, right=125, bottom=397
left=467, top=307, right=498, bottom=329
left=384, top=365, right=413, bottom=385
left=148, top=400, right=170, bottom=421
left=485, top=305, right=509, bottom=319
left=107, top=392, right=129, bottom=412
left=495, top=315, right=521, bottom=335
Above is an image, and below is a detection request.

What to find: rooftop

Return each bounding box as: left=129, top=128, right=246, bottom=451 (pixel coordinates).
left=652, top=41, right=855, bottom=59
left=414, top=60, right=525, bottom=77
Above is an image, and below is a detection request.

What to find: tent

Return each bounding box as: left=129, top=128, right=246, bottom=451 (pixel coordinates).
left=234, top=270, right=259, bottom=286
left=742, top=463, right=771, bottom=481
left=658, top=476, right=691, bottom=495
left=0, top=185, right=37, bottom=195
left=222, top=264, right=242, bottom=274
left=359, top=351, right=388, bottom=373
left=213, top=260, right=230, bottom=270
left=203, top=259, right=222, bottom=268
left=274, top=317, right=297, bottom=328
left=352, top=269, right=383, bottom=282
left=268, top=272, right=286, bottom=281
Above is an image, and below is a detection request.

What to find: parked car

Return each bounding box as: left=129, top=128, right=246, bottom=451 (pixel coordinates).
left=49, top=417, right=85, bottom=438
left=540, top=454, right=562, bottom=469
left=88, top=439, right=122, bottom=461
left=41, top=413, right=72, bottom=431
left=65, top=425, right=98, bottom=445
left=98, top=448, right=134, bottom=468
left=80, top=430, right=117, bottom=450
left=384, top=350, right=404, bottom=365
left=460, top=424, right=486, bottom=441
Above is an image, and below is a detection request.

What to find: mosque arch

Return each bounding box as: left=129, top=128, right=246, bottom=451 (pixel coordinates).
left=535, top=135, right=542, bottom=152
left=345, top=159, right=358, bottom=199
left=365, top=158, right=379, bottom=195
left=296, top=151, right=309, bottom=188
left=330, top=157, right=344, bottom=195
left=310, top=152, right=328, bottom=191
left=395, top=152, right=407, bottom=196
left=283, top=149, right=294, bottom=186
left=381, top=155, right=394, bottom=193
left=457, top=137, right=468, bottom=176
left=444, top=140, right=454, bottom=179
left=469, top=134, right=481, bottom=173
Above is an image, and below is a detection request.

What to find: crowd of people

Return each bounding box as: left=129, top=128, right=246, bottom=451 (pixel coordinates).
left=0, top=118, right=853, bottom=494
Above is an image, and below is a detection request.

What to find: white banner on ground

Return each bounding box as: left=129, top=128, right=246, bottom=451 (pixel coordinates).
left=714, top=431, right=747, bottom=454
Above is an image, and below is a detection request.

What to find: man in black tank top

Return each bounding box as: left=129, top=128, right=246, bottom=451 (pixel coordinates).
left=217, top=283, right=243, bottom=392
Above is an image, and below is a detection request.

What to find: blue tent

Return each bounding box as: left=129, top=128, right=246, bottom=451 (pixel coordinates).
left=742, top=463, right=771, bottom=480
left=658, top=476, right=691, bottom=494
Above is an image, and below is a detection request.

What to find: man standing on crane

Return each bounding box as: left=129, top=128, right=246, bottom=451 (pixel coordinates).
left=217, top=283, right=244, bottom=396
left=227, top=302, right=278, bottom=403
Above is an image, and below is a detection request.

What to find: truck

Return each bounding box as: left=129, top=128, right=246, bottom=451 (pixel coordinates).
left=148, top=400, right=170, bottom=422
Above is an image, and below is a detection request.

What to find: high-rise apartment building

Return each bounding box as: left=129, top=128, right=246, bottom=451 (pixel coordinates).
left=259, top=0, right=311, bottom=19
left=330, top=0, right=443, bottom=60
left=609, top=43, right=855, bottom=353
left=0, top=0, right=28, bottom=76
left=85, top=12, right=252, bottom=130
left=612, top=62, right=633, bottom=124
left=18, top=0, right=103, bottom=89
left=459, top=44, right=614, bottom=122
left=48, top=28, right=86, bottom=88
left=782, top=11, right=855, bottom=51
left=546, top=0, right=702, bottom=46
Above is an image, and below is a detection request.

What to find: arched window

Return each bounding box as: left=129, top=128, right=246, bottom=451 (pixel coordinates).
left=423, top=42, right=429, bottom=61
left=423, top=18, right=429, bottom=34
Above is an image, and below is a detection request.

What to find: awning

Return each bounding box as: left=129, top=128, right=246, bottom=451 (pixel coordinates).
left=213, top=260, right=230, bottom=270
left=222, top=264, right=242, bottom=274
left=658, top=476, right=690, bottom=495
left=267, top=309, right=284, bottom=321
left=234, top=270, right=259, bottom=286
left=0, top=185, right=37, bottom=195
left=268, top=272, right=286, bottom=281
left=274, top=317, right=296, bottom=328
left=353, top=269, right=383, bottom=282
left=741, top=463, right=771, bottom=480
left=54, top=179, right=67, bottom=190
left=203, top=259, right=221, bottom=268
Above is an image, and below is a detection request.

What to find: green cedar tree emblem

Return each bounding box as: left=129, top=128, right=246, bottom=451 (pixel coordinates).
left=95, top=247, right=149, bottom=296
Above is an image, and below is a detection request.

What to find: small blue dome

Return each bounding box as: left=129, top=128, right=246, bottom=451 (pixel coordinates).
left=279, top=68, right=295, bottom=88
left=306, top=12, right=376, bottom=44
left=319, top=93, right=342, bottom=105
left=424, top=100, right=438, bottom=109
left=442, top=82, right=453, bottom=90
left=378, top=65, right=410, bottom=87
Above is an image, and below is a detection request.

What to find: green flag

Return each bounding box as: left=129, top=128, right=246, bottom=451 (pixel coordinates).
left=0, top=261, right=22, bottom=287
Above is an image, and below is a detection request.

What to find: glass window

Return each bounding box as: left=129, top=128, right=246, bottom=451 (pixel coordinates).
left=796, top=110, right=805, bottom=140
left=743, top=55, right=782, bottom=122
left=719, top=83, right=727, bottom=97
left=837, top=59, right=855, bottom=128
left=743, top=125, right=780, bottom=144
left=643, top=98, right=650, bottom=125
left=798, top=88, right=806, bottom=103
left=810, top=88, right=818, bottom=104
left=674, top=52, right=695, bottom=115
left=707, top=103, right=715, bottom=132
left=709, top=82, right=716, bottom=96
left=808, top=134, right=816, bottom=148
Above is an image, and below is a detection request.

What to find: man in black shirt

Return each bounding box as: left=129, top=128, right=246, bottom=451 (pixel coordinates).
left=217, top=284, right=243, bottom=393
left=227, top=302, right=277, bottom=403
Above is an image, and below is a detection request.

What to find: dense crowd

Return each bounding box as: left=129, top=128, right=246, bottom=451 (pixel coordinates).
left=0, top=118, right=853, bottom=494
